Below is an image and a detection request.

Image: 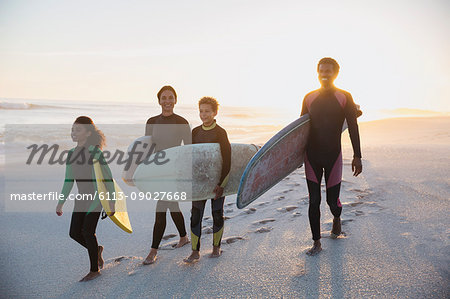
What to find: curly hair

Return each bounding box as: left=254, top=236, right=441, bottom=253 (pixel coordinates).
left=198, top=97, right=219, bottom=113
left=73, top=116, right=106, bottom=149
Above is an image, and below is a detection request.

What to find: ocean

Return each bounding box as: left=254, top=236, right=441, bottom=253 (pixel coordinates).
left=0, top=98, right=292, bottom=147
left=1, top=97, right=443, bottom=163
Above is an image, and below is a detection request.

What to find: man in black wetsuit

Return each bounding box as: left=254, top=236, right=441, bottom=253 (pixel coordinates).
left=301, top=57, right=362, bottom=256
left=143, top=85, right=191, bottom=265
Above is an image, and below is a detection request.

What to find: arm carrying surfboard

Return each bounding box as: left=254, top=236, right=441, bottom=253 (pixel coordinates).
left=237, top=105, right=362, bottom=209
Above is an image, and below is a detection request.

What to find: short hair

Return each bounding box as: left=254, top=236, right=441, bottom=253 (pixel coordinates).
left=157, top=85, right=177, bottom=101
left=198, top=97, right=219, bottom=113
left=317, top=57, right=340, bottom=73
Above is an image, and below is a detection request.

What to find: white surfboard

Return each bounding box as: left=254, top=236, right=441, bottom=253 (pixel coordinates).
left=133, top=143, right=259, bottom=201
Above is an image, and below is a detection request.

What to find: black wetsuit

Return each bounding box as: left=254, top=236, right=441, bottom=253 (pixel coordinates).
left=61, top=146, right=113, bottom=272
left=145, top=113, right=191, bottom=249
left=301, top=87, right=361, bottom=241
left=190, top=120, right=231, bottom=251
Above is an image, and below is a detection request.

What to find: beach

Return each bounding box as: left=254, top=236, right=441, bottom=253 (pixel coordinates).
left=0, top=112, right=449, bottom=298
left=2, top=0, right=449, bottom=297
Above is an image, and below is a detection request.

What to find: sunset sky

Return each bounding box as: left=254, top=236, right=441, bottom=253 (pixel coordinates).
left=1, top=0, right=449, bottom=114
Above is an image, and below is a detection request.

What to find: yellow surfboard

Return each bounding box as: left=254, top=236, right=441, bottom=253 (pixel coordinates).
left=93, top=159, right=133, bottom=233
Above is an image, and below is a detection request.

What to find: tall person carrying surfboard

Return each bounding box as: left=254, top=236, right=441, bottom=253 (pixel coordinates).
left=56, top=116, right=115, bottom=281
left=184, top=97, right=231, bottom=263
left=142, top=85, right=191, bottom=265
left=301, top=58, right=363, bottom=256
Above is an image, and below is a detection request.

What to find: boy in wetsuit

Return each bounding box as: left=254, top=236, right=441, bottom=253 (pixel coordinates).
left=301, top=58, right=362, bottom=256
left=184, top=97, right=231, bottom=263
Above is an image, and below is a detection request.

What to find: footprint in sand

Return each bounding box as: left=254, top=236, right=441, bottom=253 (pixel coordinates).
left=159, top=241, right=179, bottom=250
left=258, top=201, right=269, bottom=206
left=114, top=256, right=126, bottom=262
left=292, top=211, right=302, bottom=217
left=202, top=227, right=213, bottom=234
left=341, top=201, right=363, bottom=208
left=253, top=226, right=272, bottom=233
left=341, top=219, right=354, bottom=225
left=225, top=202, right=234, bottom=207
left=252, top=218, right=276, bottom=225
left=344, top=210, right=364, bottom=216
left=224, top=215, right=232, bottom=220
left=222, top=236, right=245, bottom=244
left=299, top=196, right=309, bottom=204
left=350, top=188, right=371, bottom=194
left=287, top=182, right=301, bottom=187
left=242, top=207, right=257, bottom=214
left=103, top=256, right=142, bottom=270
left=275, top=196, right=285, bottom=201
left=101, top=256, right=144, bottom=275
left=282, top=189, right=293, bottom=194
left=162, top=233, right=177, bottom=240
left=349, top=202, right=364, bottom=207
left=354, top=210, right=364, bottom=216
left=225, top=208, right=233, bottom=213
left=277, top=205, right=298, bottom=212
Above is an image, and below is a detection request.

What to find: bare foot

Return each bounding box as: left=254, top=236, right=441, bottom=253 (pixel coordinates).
left=173, top=236, right=190, bottom=248
left=143, top=248, right=157, bottom=265
left=306, top=240, right=322, bottom=256
left=79, top=270, right=101, bottom=282
left=209, top=246, right=222, bottom=258
left=330, top=217, right=341, bottom=239
left=183, top=251, right=200, bottom=263
left=98, top=246, right=104, bottom=269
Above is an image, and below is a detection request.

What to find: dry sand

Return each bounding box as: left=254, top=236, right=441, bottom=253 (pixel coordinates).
left=1, top=117, right=449, bottom=298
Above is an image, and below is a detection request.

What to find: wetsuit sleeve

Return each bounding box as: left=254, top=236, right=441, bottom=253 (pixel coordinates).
left=301, top=96, right=309, bottom=116
left=191, top=128, right=197, bottom=144
left=145, top=118, right=153, bottom=136
left=59, top=150, right=74, bottom=204
left=181, top=123, right=192, bottom=145
left=344, top=93, right=362, bottom=158
left=218, top=128, right=231, bottom=188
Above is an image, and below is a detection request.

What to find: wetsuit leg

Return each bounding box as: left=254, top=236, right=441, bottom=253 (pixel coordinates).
left=324, top=151, right=343, bottom=218
left=211, top=197, right=225, bottom=247
left=167, top=202, right=187, bottom=238
left=305, top=153, right=324, bottom=241
left=81, top=212, right=101, bottom=272
left=191, top=200, right=207, bottom=251
left=69, top=212, right=86, bottom=246
left=69, top=211, right=101, bottom=272
left=151, top=200, right=168, bottom=249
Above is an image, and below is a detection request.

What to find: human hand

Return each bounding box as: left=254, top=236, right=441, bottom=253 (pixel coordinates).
left=108, top=201, right=115, bottom=217
left=213, top=185, right=224, bottom=200
left=56, top=204, right=63, bottom=216
left=352, top=157, right=362, bottom=177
